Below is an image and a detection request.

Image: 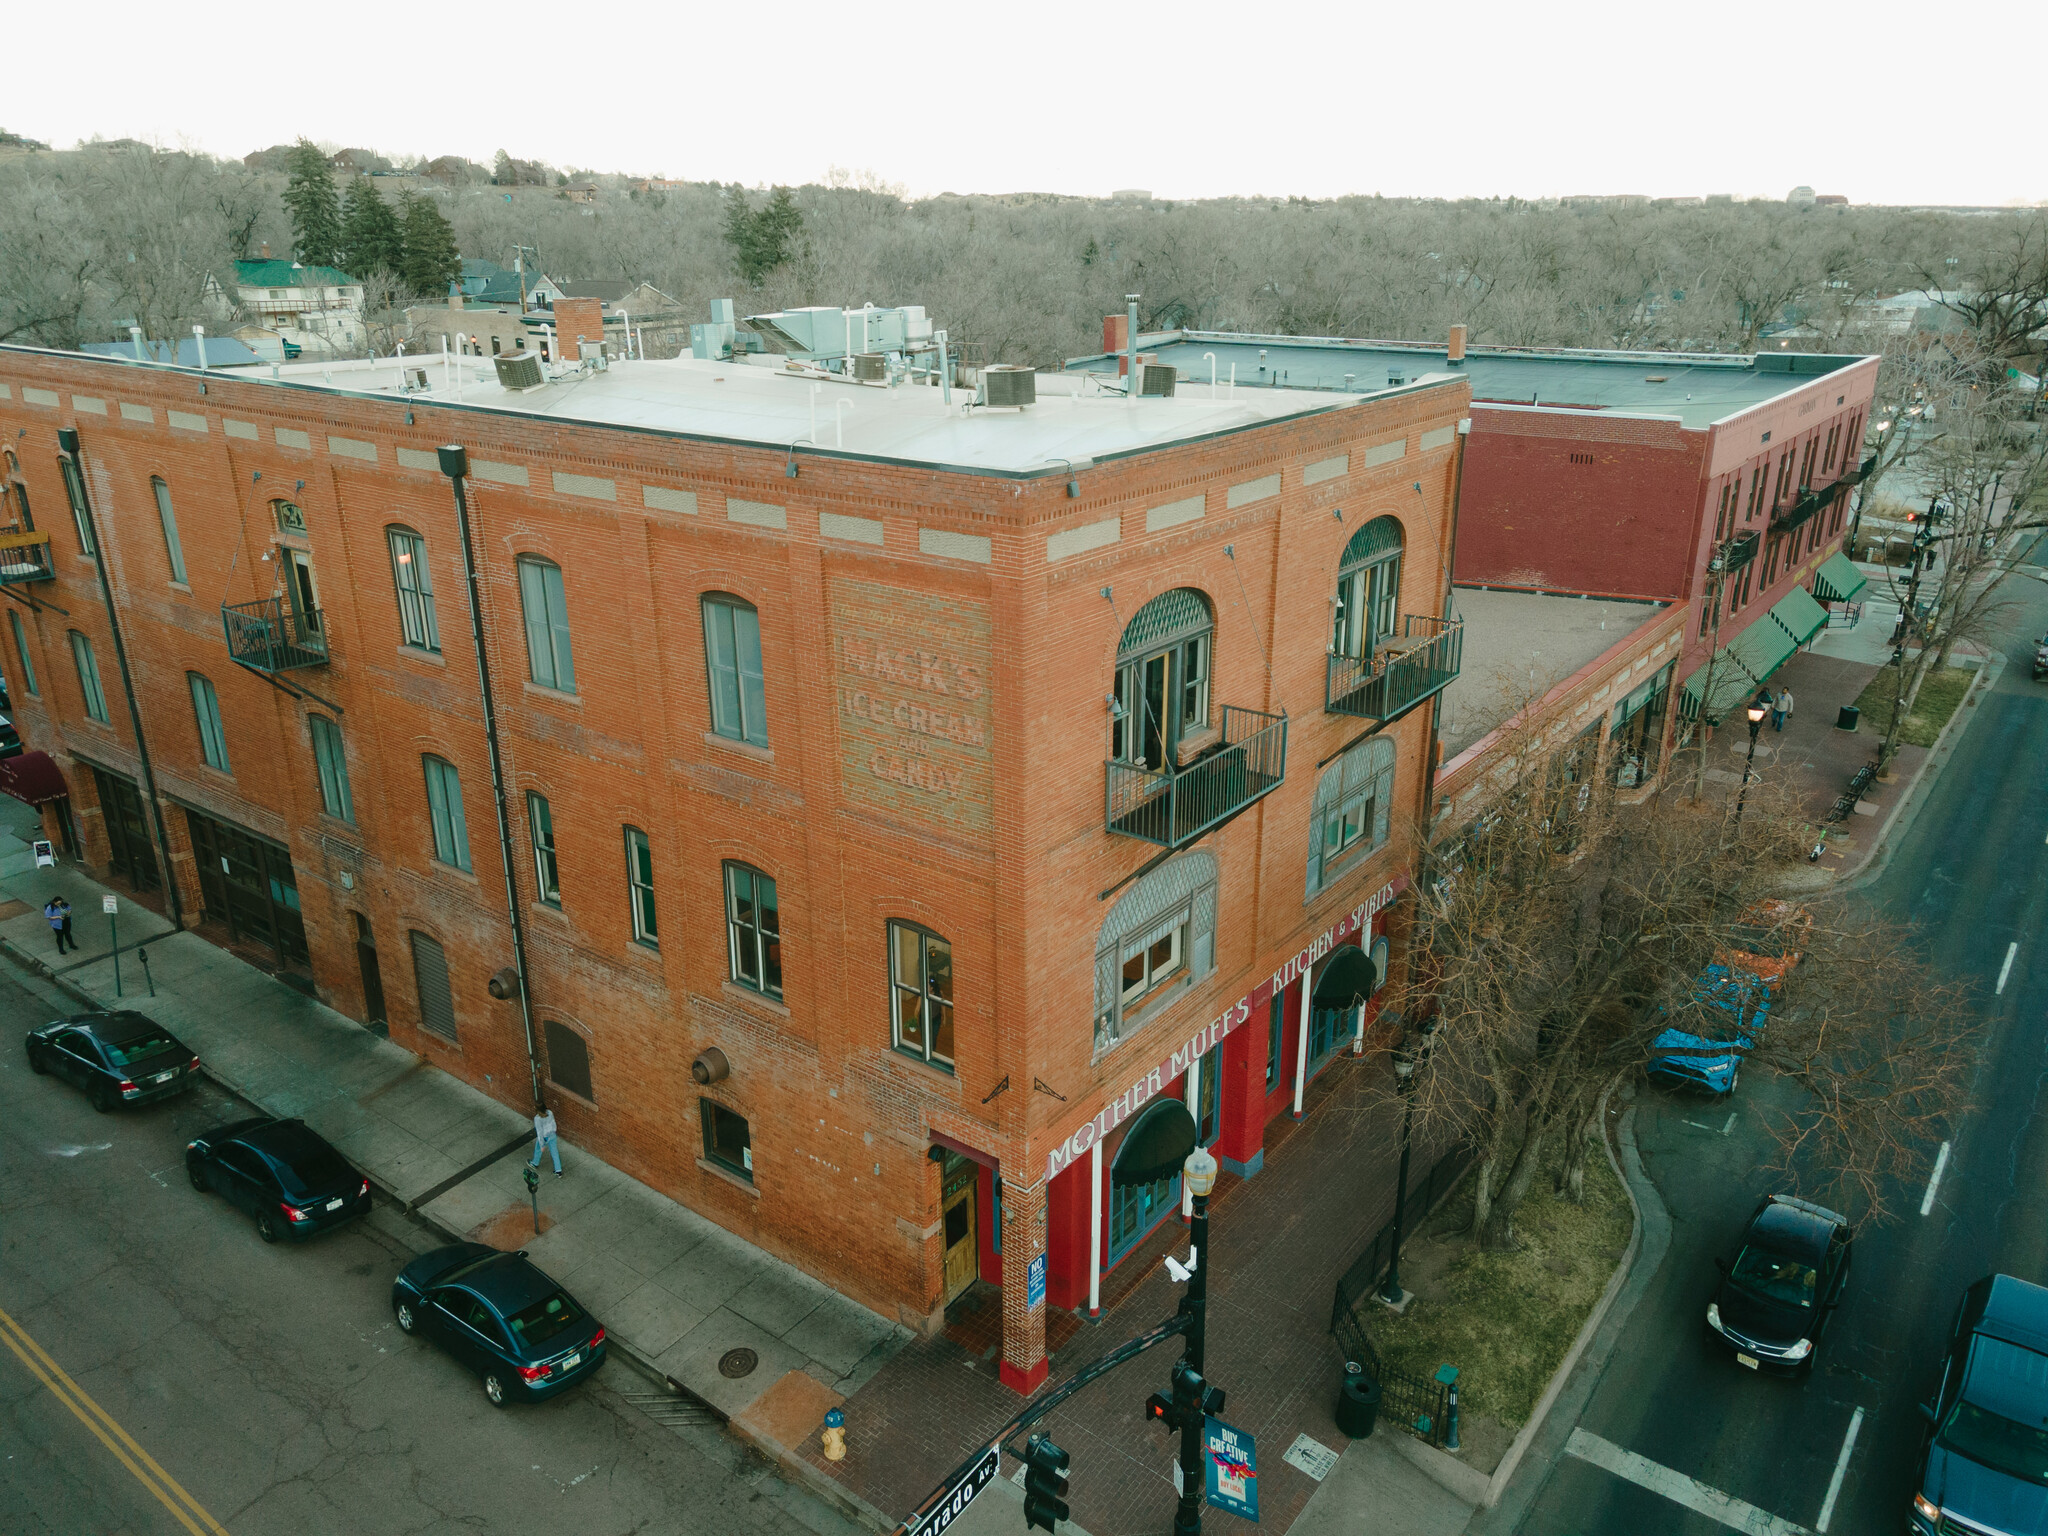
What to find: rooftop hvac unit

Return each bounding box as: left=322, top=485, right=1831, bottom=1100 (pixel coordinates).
left=1136, top=362, right=1177, bottom=398
left=851, top=352, right=887, bottom=383
left=579, top=340, right=608, bottom=370
left=983, top=365, right=1037, bottom=408
left=495, top=352, right=545, bottom=390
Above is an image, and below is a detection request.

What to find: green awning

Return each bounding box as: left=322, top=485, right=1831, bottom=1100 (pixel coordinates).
left=1766, top=586, right=1829, bottom=648
left=1681, top=614, right=1798, bottom=720
left=1811, top=551, right=1868, bottom=604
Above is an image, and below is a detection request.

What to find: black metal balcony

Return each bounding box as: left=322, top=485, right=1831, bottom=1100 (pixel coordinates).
left=0, top=532, right=55, bottom=585
left=223, top=597, right=328, bottom=672
left=1106, top=705, right=1287, bottom=849
left=1326, top=615, right=1464, bottom=723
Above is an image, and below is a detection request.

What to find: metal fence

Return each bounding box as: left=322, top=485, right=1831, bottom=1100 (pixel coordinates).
left=1326, top=615, right=1464, bottom=723
left=1328, top=1141, right=1478, bottom=1446
left=1104, top=705, right=1287, bottom=848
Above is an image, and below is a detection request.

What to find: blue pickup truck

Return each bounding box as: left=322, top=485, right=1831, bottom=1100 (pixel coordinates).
left=1646, top=965, right=1773, bottom=1095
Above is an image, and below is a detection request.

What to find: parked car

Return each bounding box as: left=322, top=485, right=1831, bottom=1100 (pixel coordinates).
left=24, top=1011, right=200, bottom=1111
left=1705, top=1194, right=1852, bottom=1374
left=0, top=712, right=22, bottom=759
left=1714, top=899, right=1813, bottom=994
left=1646, top=966, right=1773, bottom=1094
left=391, top=1243, right=607, bottom=1407
left=186, top=1117, right=371, bottom=1243
left=1913, top=1274, right=2048, bottom=1534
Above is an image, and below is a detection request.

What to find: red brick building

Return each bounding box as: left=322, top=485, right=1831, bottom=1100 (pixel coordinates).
left=0, top=338, right=1468, bottom=1393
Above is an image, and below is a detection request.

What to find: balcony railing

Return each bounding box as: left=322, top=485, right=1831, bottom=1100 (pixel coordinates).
left=223, top=597, right=328, bottom=672
left=0, top=531, right=55, bottom=584
left=1106, top=705, right=1288, bottom=849
left=1326, top=615, right=1464, bottom=723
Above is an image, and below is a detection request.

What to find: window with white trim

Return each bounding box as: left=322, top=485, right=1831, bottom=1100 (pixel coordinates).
left=1306, top=737, right=1395, bottom=896
left=1093, top=850, right=1218, bottom=1054
left=889, top=922, right=954, bottom=1067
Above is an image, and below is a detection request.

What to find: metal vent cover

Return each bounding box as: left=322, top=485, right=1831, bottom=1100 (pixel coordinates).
left=1136, top=363, right=1177, bottom=398
left=983, top=366, right=1037, bottom=408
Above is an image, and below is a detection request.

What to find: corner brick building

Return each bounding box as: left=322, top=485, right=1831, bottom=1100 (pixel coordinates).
left=0, top=337, right=1466, bottom=1392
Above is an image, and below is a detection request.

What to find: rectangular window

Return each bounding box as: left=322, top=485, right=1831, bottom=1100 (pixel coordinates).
left=70, top=631, right=107, bottom=722
left=1120, top=912, right=1188, bottom=1017
left=151, top=478, right=188, bottom=583
left=703, top=597, right=768, bottom=747
left=1800, top=436, right=1818, bottom=488
left=528, top=794, right=559, bottom=906
left=1179, top=634, right=1208, bottom=732
left=189, top=673, right=229, bottom=771
left=422, top=755, right=472, bottom=871
left=409, top=931, right=457, bottom=1041
left=700, top=1100, right=752, bottom=1179
left=1745, top=467, right=1764, bottom=522
left=1822, top=424, right=1840, bottom=474
left=543, top=1020, right=593, bottom=1102
left=517, top=557, right=576, bottom=692
left=9, top=611, right=36, bottom=696
left=890, top=923, right=955, bottom=1067
left=625, top=826, right=657, bottom=945
left=1761, top=534, right=1782, bottom=587
left=725, top=864, right=782, bottom=998
left=310, top=715, right=354, bottom=822
left=59, top=456, right=94, bottom=554
left=388, top=528, right=439, bottom=650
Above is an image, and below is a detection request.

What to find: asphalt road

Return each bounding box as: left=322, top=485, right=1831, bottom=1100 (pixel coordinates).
left=0, top=963, right=860, bottom=1536
left=1510, top=566, right=2048, bottom=1536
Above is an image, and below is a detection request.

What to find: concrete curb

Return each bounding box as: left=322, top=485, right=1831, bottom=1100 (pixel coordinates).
left=1467, top=1097, right=1674, bottom=1534
left=2, top=930, right=898, bottom=1535
left=1381, top=1083, right=1651, bottom=1512
left=1831, top=650, right=2003, bottom=893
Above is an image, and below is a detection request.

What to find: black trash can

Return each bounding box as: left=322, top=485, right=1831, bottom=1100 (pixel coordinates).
left=1836, top=704, right=1860, bottom=732
left=1336, top=1362, right=1382, bottom=1439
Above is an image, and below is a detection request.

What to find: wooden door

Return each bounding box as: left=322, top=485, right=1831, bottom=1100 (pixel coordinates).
left=941, top=1156, right=979, bottom=1302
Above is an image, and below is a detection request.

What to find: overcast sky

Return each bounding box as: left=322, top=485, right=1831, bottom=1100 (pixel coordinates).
left=12, top=0, right=2043, bottom=206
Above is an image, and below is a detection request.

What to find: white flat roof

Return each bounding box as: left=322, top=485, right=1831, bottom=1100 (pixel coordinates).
left=257, top=351, right=1405, bottom=476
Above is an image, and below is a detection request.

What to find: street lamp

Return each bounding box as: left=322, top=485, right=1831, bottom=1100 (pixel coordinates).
left=1379, top=1018, right=1437, bottom=1307
left=1733, top=692, right=1770, bottom=834
left=1171, top=1144, right=1220, bottom=1536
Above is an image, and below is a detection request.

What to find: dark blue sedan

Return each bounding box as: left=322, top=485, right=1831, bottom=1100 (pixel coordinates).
left=186, top=1117, right=372, bottom=1243
left=25, top=1011, right=200, bottom=1111
left=391, top=1244, right=607, bottom=1407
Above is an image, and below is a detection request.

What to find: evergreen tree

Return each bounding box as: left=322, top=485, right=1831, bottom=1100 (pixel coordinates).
left=723, top=184, right=805, bottom=285
left=282, top=140, right=341, bottom=269
left=338, top=177, right=404, bottom=277
left=493, top=148, right=514, bottom=186
left=397, top=193, right=462, bottom=297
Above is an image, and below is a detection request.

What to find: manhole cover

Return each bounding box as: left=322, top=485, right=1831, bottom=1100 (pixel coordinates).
left=718, top=1347, right=759, bottom=1379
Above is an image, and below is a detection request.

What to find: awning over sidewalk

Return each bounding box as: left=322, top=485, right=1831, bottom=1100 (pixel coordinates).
left=1811, top=551, right=1869, bottom=604
left=1680, top=614, right=1798, bottom=719
left=1766, top=586, right=1830, bottom=648
left=0, top=749, right=68, bottom=806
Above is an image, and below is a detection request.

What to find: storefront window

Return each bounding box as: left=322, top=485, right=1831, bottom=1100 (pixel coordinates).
left=1609, top=666, right=1673, bottom=788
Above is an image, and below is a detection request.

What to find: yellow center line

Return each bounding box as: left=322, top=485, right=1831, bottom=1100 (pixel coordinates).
left=0, top=1303, right=231, bottom=1536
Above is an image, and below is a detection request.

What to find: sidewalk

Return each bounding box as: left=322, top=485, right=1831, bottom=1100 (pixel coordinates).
left=0, top=796, right=909, bottom=1527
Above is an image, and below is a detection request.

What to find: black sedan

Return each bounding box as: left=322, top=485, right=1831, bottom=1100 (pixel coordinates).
left=1705, top=1193, right=1853, bottom=1373
left=25, top=1011, right=200, bottom=1111
left=392, top=1243, right=607, bottom=1407
left=186, top=1117, right=372, bottom=1243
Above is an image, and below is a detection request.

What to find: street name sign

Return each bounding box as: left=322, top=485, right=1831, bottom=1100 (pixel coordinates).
left=910, top=1445, right=999, bottom=1536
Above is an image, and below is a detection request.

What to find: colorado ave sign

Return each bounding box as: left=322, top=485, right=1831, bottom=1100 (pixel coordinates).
left=907, top=1445, right=1000, bottom=1536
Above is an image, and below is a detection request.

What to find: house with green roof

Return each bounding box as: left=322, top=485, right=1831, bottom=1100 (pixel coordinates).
left=217, top=247, right=367, bottom=356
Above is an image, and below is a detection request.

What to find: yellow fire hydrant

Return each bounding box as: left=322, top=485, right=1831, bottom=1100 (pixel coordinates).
left=822, top=1407, right=847, bottom=1461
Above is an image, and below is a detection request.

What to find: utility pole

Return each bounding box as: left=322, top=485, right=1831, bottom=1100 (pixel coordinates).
left=1879, top=499, right=1942, bottom=771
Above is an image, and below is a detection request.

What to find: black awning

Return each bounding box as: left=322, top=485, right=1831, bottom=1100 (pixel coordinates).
left=1313, top=944, right=1377, bottom=1009
left=1110, top=1098, right=1197, bottom=1187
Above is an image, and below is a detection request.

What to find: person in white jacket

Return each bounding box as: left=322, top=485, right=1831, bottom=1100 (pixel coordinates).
left=529, top=1102, right=562, bottom=1176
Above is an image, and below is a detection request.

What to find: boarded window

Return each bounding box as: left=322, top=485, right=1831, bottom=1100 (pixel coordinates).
left=409, top=931, right=457, bottom=1041
left=543, top=1021, right=593, bottom=1102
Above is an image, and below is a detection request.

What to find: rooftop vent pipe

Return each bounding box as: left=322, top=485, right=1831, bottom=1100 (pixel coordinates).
left=1125, top=295, right=1139, bottom=398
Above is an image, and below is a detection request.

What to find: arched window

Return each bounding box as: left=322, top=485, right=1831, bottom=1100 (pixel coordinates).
left=1331, top=516, right=1404, bottom=659
left=272, top=498, right=307, bottom=534
left=1093, top=849, right=1217, bottom=1054
left=517, top=555, right=576, bottom=692
left=1307, top=737, right=1394, bottom=895
left=387, top=526, right=438, bottom=651
left=1111, top=588, right=1213, bottom=772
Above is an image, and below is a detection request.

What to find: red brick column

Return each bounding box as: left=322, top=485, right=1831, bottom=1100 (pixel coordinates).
left=998, top=1174, right=1049, bottom=1394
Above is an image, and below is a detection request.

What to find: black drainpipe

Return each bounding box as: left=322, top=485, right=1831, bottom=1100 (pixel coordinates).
left=437, top=446, right=542, bottom=1109
left=56, top=427, right=185, bottom=930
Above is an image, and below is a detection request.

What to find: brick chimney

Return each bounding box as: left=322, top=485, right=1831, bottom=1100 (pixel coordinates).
left=554, top=297, right=605, bottom=360
left=1447, top=323, right=1468, bottom=366
left=260, top=242, right=271, bottom=260
left=1104, top=312, right=1129, bottom=357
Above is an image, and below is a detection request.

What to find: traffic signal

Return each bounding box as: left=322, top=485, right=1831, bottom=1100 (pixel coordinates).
left=1144, top=1391, right=1181, bottom=1430
left=1170, top=1359, right=1227, bottom=1419
left=1021, top=1433, right=1070, bottom=1533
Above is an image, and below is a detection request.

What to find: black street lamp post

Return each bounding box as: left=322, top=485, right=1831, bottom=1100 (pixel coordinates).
left=1171, top=1144, right=1218, bottom=1536
left=1379, top=1018, right=1437, bottom=1306
left=1733, top=692, right=1771, bottom=834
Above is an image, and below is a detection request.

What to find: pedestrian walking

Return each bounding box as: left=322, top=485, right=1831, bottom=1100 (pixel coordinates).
left=44, top=896, right=75, bottom=955
left=1772, top=686, right=1793, bottom=733
left=529, top=1101, right=561, bottom=1177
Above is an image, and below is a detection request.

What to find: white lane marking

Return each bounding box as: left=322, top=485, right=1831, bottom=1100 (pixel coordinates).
left=1997, top=941, right=2019, bottom=995
left=1815, top=1406, right=1863, bottom=1532
left=1921, top=1141, right=1952, bottom=1216
left=1565, top=1428, right=1812, bottom=1535
left=1723, top=1112, right=1738, bottom=1135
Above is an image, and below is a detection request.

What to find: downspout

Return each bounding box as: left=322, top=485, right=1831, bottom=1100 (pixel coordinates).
left=1422, top=416, right=1470, bottom=826
left=437, top=445, right=543, bottom=1110
left=56, top=427, right=185, bottom=930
